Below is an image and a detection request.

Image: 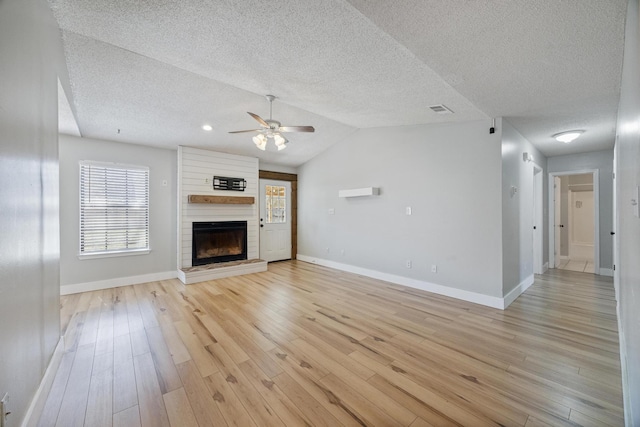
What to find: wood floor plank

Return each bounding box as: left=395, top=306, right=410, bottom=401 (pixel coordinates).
left=238, top=358, right=318, bottom=427
left=163, top=388, right=199, bottom=427
left=319, top=373, right=408, bottom=427
left=54, top=343, right=95, bottom=427
left=204, top=342, right=286, bottom=427
left=84, top=359, right=112, bottom=427
left=145, top=325, right=183, bottom=394
left=113, top=334, right=138, bottom=414
left=157, top=315, right=192, bottom=365
left=133, top=351, right=170, bottom=427
left=290, top=337, right=416, bottom=425
left=270, top=371, right=343, bottom=427
left=204, top=371, right=258, bottom=427
left=37, top=350, right=76, bottom=427
left=113, top=405, right=141, bottom=427
left=174, top=320, right=219, bottom=377
left=44, top=263, right=624, bottom=427
left=176, top=360, right=228, bottom=427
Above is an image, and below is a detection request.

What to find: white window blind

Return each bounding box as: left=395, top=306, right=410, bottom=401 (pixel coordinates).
left=80, top=161, right=149, bottom=256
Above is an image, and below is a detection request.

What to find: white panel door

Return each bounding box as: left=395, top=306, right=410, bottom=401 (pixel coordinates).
left=259, top=179, right=292, bottom=262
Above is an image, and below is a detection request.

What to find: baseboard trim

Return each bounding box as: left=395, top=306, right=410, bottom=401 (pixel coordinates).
left=616, top=301, right=632, bottom=427
left=60, top=271, right=178, bottom=295
left=21, top=336, right=65, bottom=427
left=599, top=268, right=614, bottom=277
left=503, top=275, right=535, bottom=308
left=297, top=255, right=506, bottom=309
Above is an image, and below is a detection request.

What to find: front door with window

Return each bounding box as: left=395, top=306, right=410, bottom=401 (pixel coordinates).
left=259, top=179, right=292, bottom=262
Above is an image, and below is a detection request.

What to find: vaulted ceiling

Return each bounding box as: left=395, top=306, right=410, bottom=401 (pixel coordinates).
left=51, top=0, right=627, bottom=166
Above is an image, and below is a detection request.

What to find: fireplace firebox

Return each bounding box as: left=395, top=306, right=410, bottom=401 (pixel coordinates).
left=192, top=221, right=247, bottom=266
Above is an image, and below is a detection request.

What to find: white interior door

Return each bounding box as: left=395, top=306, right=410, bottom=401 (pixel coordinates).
left=259, top=179, right=292, bottom=262
left=554, top=176, right=562, bottom=267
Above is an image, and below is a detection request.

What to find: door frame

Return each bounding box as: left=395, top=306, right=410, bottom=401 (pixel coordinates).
left=259, top=170, right=297, bottom=260
left=532, top=163, right=544, bottom=274
left=553, top=176, right=562, bottom=268
left=548, top=169, right=600, bottom=274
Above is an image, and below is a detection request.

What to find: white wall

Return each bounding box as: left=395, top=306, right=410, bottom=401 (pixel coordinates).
left=59, top=135, right=177, bottom=287
left=614, top=0, right=640, bottom=423
left=178, top=147, right=259, bottom=268
left=0, top=0, right=66, bottom=423
left=259, top=161, right=297, bottom=174
left=501, top=120, right=548, bottom=295
left=569, top=190, right=594, bottom=260
left=298, top=120, right=504, bottom=300
left=548, top=150, right=614, bottom=269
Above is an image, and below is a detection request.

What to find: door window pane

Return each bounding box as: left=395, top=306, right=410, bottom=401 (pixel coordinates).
left=265, top=185, right=286, bottom=224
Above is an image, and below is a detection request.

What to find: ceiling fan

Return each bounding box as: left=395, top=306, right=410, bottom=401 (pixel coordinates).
left=229, top=95, right=315, bottom=151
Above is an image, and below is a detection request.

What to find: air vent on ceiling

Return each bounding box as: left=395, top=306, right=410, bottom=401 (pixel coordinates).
left=429, top=104, right=453, bottom=114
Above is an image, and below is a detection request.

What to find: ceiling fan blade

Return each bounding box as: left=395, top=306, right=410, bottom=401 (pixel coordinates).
left=247, top=112, right=269, bottom=128
left=278, top=126, right=315, bottom=133
left=228, top=129, right=262, bottom=134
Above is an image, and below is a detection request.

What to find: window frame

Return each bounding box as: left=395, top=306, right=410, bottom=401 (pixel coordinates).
left=78, top=160, right=150, bottom=259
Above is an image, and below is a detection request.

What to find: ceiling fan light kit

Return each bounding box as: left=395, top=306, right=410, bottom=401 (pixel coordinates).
left=230, top=95, right=314, bottom=151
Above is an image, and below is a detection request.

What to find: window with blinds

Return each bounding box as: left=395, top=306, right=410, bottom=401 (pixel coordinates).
left=79, top=161, right=149, bottom=257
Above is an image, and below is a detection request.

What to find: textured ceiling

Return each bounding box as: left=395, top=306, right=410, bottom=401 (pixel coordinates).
left=50, top=0, right=627, bottom=165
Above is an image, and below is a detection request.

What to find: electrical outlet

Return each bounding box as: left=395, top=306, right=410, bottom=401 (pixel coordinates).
left=1, top=393, right=10, bottom=427
left=162, top=179, right=168, bottom=187
left=431, top=265, right=437, bottom=273
left=406, top=260, right=412, bottom=269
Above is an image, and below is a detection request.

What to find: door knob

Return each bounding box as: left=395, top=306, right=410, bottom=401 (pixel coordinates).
left=610, top=231, right=615, bottom=235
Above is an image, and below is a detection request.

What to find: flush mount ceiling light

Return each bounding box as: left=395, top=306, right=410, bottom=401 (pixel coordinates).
left=202, top=124, right=213, bottom=131
left=229, top=95, right=314, bottom=151
left=553, top=130, right=584, bottom=143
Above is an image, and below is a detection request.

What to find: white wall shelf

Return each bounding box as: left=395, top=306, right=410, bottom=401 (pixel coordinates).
left=338, top=187, right=380, bottom=198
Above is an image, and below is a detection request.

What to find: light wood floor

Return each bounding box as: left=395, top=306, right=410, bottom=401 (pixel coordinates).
left=556, top=259, right=595, bottom=274
left=38, top=262, right=624, bottom=427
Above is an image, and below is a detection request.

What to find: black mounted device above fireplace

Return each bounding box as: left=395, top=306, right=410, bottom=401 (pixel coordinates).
left=192, top=221, right=248, bottom=266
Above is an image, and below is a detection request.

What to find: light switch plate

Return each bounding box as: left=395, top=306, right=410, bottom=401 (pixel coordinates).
left=328, top=208, right=335, bottom=215
left=405, top=207, right=412, bottom=215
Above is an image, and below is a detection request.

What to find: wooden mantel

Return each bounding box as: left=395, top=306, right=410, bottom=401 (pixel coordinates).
left=188, top=194, right=255, bottom=204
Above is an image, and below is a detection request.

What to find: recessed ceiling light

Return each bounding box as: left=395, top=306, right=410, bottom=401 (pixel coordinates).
left=553, top=130, right=584, bottom=143
left=202, top=124, right=213, bottom=131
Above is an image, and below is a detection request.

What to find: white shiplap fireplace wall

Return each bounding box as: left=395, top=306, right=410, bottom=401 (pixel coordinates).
left=177, top=146, right=266, bottom=283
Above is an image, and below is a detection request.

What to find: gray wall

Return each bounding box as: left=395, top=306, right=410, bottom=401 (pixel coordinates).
left=501, top=120, right=548, bottom=294
left=0, top=0, right=66, bottom=423
left=548, top=150, right=614, bottom=269
left=298, top=120, right=505, bottom=298
left=59, top=135, right=177, bottom=286
left=615, top=0, right=640, bottom=423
